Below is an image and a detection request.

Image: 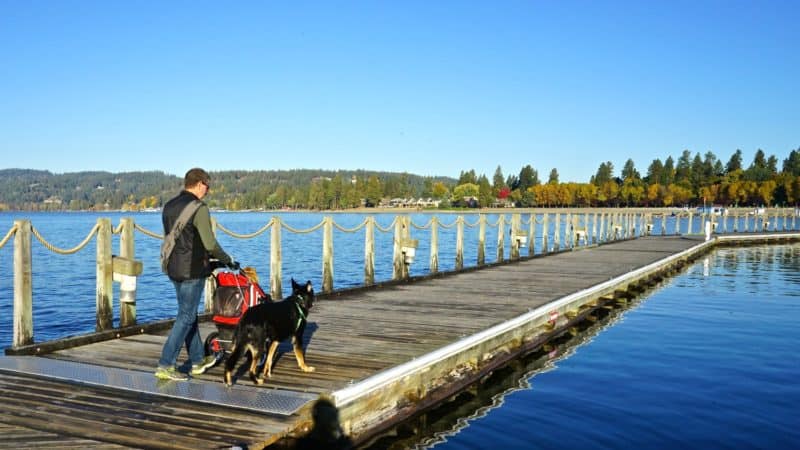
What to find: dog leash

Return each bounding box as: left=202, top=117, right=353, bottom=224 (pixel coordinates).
left=293, top=297, right=307, bottom=332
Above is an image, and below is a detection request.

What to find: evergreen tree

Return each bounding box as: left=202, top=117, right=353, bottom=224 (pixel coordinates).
left=594, top=161, right=614, bottom=186
left=477, top=175, right=493, bottom=207
left=726, top=149, right=743, bottom=173
left=646, top=159, right=664, bottom=184
left=621, top=159, right=640, bottom=181
left=458, top=170, right=478, bottom=185
left=675, top=150, right=692, bottom=186
left=492, top=166, right=505, bottom=192
left=691, top=152, right=704, bottom=191
left=783, top=148, right=800, bottom=176
left=518, top=165, right=539, bottom=191
left=745, top=149, right=772, bottom=182
left=662, top=156, right=676, bottom=186
left=783, top=148, right=800, bottom=177
left=548, top=168, right=559, bottom=184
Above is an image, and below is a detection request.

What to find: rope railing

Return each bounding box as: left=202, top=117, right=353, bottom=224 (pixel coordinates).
left=437, top=218, right=459, bottom=229
left=30, top=223, right=100, bottom=255
left=463, top=216, right=481, bottom=228
left=374, top=216, right=399, bottom=233
left=281, top=219, right=326, bottom=234
left=332, top=218, right=369, bottom=233
left=134, top=223, right=163, bottom=239
left=216, top=220, right=273, bottom=239
left=409, top=217, right=434, bottom=230
left=0, top=224, right=17, bottom=250
left=8, top=209, right=798, bottom=349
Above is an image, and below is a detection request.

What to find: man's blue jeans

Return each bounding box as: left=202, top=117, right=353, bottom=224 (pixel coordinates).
left=158, top=278, right=205, bottom=368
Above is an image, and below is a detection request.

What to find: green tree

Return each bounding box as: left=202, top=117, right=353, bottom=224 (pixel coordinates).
left=782, top=148, right=800, bottom=176
left=662, top=156, right=676, bottom=185
left=745, top=149, right=772, bottom=182
left=675, top=150, right=692, bottom=187
left=458, top=170, right=478, bottom=185
left=477, top=175, right=493, bottom=207
left=453, top=183, right=479, bottom=204
left=432, top=182, right=449, bottom=199
left=492, top=166, right=505, bottom=194
left=548, top=168, right=559, bottom=184
left=726, top=149, right=743, bottom=173
left=646, top=159, right=664, bottom=185
left=621, top=158, right=640, bottom=181
left=365, top=175, right=383, bottom=204
left=593, top=161, right=614, bottom=186
left=517, top=165, right=539, bottom=191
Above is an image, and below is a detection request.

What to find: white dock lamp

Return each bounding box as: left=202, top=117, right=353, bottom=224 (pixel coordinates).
left=401, top=238, right=419, bottom=265
left=512, top=230, right=528, bottom=249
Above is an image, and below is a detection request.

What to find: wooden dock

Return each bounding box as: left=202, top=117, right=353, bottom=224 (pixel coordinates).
left=2, top=232, right=798, bottom=449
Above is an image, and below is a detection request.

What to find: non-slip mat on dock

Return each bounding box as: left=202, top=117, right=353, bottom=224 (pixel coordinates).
left=0, top=356, right=316, bottom=416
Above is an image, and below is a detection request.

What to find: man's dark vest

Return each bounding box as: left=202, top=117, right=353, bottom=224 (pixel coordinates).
left=162, top=191, right=210, bottom=281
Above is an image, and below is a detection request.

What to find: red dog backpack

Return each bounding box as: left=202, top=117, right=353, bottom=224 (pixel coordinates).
left=213, top=271, right=270, bottom=325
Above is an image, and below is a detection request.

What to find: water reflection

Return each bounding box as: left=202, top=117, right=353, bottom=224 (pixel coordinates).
left=358, top=286, right=658, bottom=450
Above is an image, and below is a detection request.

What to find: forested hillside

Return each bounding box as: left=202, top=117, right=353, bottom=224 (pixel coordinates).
left=0, top=168, right=455, bottom=211
left=2, top=146, right=799, bottom=211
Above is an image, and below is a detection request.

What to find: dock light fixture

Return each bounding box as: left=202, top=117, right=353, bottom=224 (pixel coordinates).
left=512, top=231, right=528, bottom=249
left=401, top=238, right=419, bottom=265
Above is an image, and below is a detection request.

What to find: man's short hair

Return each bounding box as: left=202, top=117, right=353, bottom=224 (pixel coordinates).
left=184, top=168, right=210, bottom=189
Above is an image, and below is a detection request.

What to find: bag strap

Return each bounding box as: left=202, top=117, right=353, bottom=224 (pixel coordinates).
left=161, top=200, right=202, bottom=272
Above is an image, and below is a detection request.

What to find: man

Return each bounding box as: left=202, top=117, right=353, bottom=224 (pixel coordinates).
left=156, top=168, right=238, bottom=380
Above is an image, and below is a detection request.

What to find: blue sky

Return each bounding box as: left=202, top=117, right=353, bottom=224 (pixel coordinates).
left=1, top=1, right=797, bottom=183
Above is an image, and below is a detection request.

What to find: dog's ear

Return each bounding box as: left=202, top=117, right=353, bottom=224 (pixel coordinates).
left=291, top=278, right=298, bottom=289
left=305, top=280, right=313, bottom=293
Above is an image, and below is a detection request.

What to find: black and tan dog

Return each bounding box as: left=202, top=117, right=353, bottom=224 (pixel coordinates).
left=224, top=278, right=315, bottom=386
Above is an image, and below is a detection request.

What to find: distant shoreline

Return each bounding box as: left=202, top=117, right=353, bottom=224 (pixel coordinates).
left=1, top=206, right=790, bottom=215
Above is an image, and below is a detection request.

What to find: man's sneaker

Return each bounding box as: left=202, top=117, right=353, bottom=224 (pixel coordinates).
left=191, top=355, right=218, bottom=375
left=154, top=366, right=189, bottom=381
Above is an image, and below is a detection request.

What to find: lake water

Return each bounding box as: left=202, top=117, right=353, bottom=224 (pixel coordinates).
left=363, top=244, right=800, bottom=449
left=1, top=213, right=798, bottom=449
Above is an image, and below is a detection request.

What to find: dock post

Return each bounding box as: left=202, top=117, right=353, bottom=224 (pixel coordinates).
left=510, top=213, right=521, bottom=259
left=686, top=212, right=693, bottom=235
left=477, top=214, right=486, bottom=265
left=592, top=212, right=598, bottom=244
left=553, top=213, right=561, bottom=250
left=496, top=214, right=505, bottom=262
left=13, top=220, right=33, bottom=347
left=393, top=217, right=403, bottom=279
left=455, top=216, right=464, bottom=270
left=429, top=216, right=439, bottom=274
left=270, top=217, right=282, bottom=300
left=569, top=214, right=577, bottom=249
left=118, top=218, right=137, bottom=327
left=566, top=213, right=574, bottom=249
left=323, top=216, right=334, bottom=293
left=542, top=213, right=549, bottom=253
left=96, top=218, right=113, bottom=332
left=365, top=216, right=375, bottom=285
left=528, top=213, right=535, bottom=256
left=598, top=212, right=606, bottom=243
